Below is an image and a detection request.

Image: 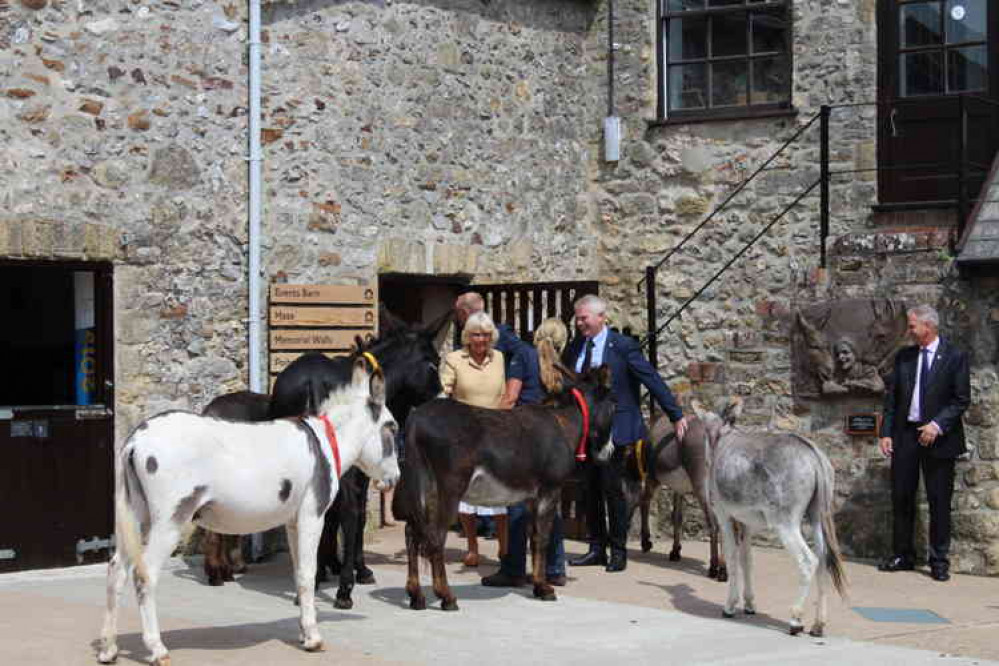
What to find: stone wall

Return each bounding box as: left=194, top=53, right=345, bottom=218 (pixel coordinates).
left=3, top=0, right=997, bottom=573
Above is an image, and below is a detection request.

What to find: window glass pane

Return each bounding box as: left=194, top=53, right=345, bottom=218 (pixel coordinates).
left=948, top=45, right=987, bottom=91
left=669, top=17, right=708, bottom=60
left=669, top=63, right=708, bottom=109
left=712, top=60, right=749, bottom=106
left=900, top=51, right=944, bottom=95
left=708, top=0, right=744, bottom=6
left=901, top=2, right=942, bottom=47
left=668, top=0, right=705, bottom=10
left=751, top=56, right=789, bottom=104
left=945, top=0, right=986, bottom=44
left=712, top=12, right=748, bottom=57
left=751, top=8, right=788, bottom=54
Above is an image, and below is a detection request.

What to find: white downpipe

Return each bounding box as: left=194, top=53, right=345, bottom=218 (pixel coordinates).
left=248, top=0, right=265, bottom=561
left=248, top=0, right=263, bottom=395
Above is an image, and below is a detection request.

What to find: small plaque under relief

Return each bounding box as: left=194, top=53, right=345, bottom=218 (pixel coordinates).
left=846, top=413, right=880, bottom=436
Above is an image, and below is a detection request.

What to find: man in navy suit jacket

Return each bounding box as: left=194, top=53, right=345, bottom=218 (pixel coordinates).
left=878, top=304, right=970, bottom=582
left=565, top=294, right=687, bottom=572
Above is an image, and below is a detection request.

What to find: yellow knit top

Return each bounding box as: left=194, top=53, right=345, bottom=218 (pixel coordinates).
left=440, top=349, right=506, bottom=409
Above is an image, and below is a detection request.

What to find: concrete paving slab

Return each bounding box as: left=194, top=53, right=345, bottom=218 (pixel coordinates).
left=1, top=526, right=997, bottom=666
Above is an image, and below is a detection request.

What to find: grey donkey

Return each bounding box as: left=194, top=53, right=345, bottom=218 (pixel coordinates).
left=695, top=397, right=848, bottom=637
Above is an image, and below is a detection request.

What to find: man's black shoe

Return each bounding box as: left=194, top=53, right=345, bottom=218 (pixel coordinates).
left=568, top=550, right=606, bottom=567
left=878, top=555, right=915, bottom=572
left=930, top=564, right=950, bottom=582
left=481, top=572, right=527, bottom=587
left=546, top=574, right=567, bottom=587
left=605, top=553, right=627, bottom=573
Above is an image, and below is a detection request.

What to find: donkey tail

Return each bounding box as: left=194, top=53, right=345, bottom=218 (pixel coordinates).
left=116, top=444, right=148, bottom=583
left=392, top=419, right=438, bottom=558
left=799, top=435, right=848, bottom=599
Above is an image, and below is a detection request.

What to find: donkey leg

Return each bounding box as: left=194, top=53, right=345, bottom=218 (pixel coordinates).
left=353, top=473, right=376, bottom=584
left=334, top=499, right=359, bottom=610
left=776, top=524, right=818, bottom=636
left=639, top=480, right=657, bottom=553
left=227, top=534, right=248, bottom=575
left=738, top=532, right=756, bottom=615
left=98, top=552, right=129, bottom=663
left=292, top=516, right=325, bottom=652
left=669, top=491, right=683, bottom=562
left=202, top=529, right=227, bottom=586
left=531, top=497, right=557, bottom=601
left=809, top=522, right=829, bottom=638
left=135, top=524, right=183, bottom=666
left=404, top=522, right=426, bottom=611
left=430, top=525, right=458, bottom=611
left=719, top=518, right=741, bottom=618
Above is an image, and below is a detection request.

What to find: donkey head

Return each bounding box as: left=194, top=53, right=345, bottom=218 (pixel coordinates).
left=561, top=364, right=616, bottom=463
left=690, top=396, right=742, bottom=457
left=349, top=358, right=401, bottom=489
left=368, top=306, right=450, bottom=421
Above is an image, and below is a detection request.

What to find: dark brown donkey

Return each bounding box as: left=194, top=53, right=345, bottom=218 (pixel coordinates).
left=637, top=414, right=727, bottom=581
left=394, top=366, right=616, bottom=610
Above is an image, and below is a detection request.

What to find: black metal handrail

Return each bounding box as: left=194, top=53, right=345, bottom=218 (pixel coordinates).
left=638, top=94, right=999, bottom=385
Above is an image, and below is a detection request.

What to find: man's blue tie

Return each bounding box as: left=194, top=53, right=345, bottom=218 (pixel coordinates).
left=582, top=338, right=594, bottom=371
left=919, top=347, right=930, bottom=421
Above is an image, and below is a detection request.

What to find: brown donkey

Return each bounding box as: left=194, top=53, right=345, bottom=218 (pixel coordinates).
left=637, top=414, right=727, bottom=581
left=394, top=366, right=616, bottom=610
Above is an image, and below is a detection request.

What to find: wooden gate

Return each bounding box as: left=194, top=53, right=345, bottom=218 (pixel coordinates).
left=0, top=261, right=115, bottom=571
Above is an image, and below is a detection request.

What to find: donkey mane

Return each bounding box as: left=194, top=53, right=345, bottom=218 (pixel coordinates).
left=317, top=381, right=367, bottom=414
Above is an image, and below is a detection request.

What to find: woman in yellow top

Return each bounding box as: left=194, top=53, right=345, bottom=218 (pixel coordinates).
left=440, top=311, right=508, bottom=567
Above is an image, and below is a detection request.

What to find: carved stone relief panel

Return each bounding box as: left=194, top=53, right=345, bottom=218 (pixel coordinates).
left=792, top=299, right=909, bottom=399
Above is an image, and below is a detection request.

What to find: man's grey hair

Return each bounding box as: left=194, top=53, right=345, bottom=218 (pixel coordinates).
left=574, top=294, right=607, bottom=316
left=456, top=292, right=485, bottom=314
left=908, top=304, right=939, bottom=329
left=460, top=311, right=499, bottom=347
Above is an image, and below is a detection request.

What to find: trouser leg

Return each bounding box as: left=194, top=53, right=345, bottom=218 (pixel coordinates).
left=921, top=453, right=955, bottom=566
left=603, top=449, right=629, bottom=558
left=890, top=433, right=921, bottom=562
left=500, top=502, right=529, bottom=577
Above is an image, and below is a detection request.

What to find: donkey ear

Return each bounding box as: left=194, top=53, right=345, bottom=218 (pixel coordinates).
left=721, top=396, right=743, bottom=426
left=423, top=308, right=454, bottom=339
left=369, top=369, right=386, bottom=406
left=351, top=357, right=369, bottom=388
left=690, top=399, right=708, bottom=420
left=379, top=303, right=407, bottom=334
left=595, top=365, right=612, bottom=388
left=554, top=361, right=578, bottom=383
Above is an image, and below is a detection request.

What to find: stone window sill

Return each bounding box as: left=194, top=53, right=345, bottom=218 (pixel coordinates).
left=648, top=106, right=799, bottom=128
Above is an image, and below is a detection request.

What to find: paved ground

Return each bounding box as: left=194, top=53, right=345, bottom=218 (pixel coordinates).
left=2, top=526, right=998, bottom=666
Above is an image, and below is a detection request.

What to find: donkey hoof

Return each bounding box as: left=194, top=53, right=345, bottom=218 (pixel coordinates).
left=716, top=568, right=728, bottom=583
left=302, top=638, right=324, bottom=652
left=222, top=569, right=235, bottom=582
left=722, top=609, right=736, bottom=619
left=97, top=646, right=119, bottom=663
left=356, top=570, right=376, bottom=585
left=533, top=585, right=557, bottom=601
left=789, top=624, right=804, bottom=636
left=668, top=549, right=682, bottom=562
left=441, top=599, right=459, bottom=612
left=744, top=607, right=756, bottom=616
left=809, top=626, right=825, bottom=638
left=207, top=574, right=224, bottom=587
left=334, top=596, right=353, bottom=610
left=641, top=538, right=653, bottom=553
left=409, top=597, right=427, bottom=611
left=152, top=656, right=172, bottom=666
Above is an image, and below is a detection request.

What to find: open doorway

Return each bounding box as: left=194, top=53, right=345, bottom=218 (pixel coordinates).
left=378, top=273, right=468, bottom=346
left=0, top=260, right=115, bottom=571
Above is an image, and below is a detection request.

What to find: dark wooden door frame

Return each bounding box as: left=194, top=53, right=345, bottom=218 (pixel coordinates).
left=0, top=260, right=115, bottom=571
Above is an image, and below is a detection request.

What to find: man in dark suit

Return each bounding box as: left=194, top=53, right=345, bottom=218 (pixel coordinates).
left=565, top=294, right=687, bottom=572
left=879, top=304, right=970, bottom=582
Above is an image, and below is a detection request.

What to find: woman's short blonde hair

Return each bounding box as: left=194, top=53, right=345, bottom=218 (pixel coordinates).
left=461, top=311, right=500, bottom=347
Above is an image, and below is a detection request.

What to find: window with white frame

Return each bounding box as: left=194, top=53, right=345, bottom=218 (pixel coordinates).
left=661, top=0, right=792, bottom=119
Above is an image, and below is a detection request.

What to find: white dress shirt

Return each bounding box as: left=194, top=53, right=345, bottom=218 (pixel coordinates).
left=908, top=336, right=940, bottom=424
left=575, top=325, right=609, bottom=372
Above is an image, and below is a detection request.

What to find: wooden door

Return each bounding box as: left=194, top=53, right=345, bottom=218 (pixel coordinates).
left=878, top=0, right=999, bottom=205
left=0, top=262, right=114, bottom=571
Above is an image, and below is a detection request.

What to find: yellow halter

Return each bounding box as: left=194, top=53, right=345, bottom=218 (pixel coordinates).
left=361, top=351, right=381, bottom=374
left=635, top=439, right=647, bottom=483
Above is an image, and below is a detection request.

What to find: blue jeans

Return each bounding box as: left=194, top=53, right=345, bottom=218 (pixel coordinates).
left=499, top=501, right=565, bottom=578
